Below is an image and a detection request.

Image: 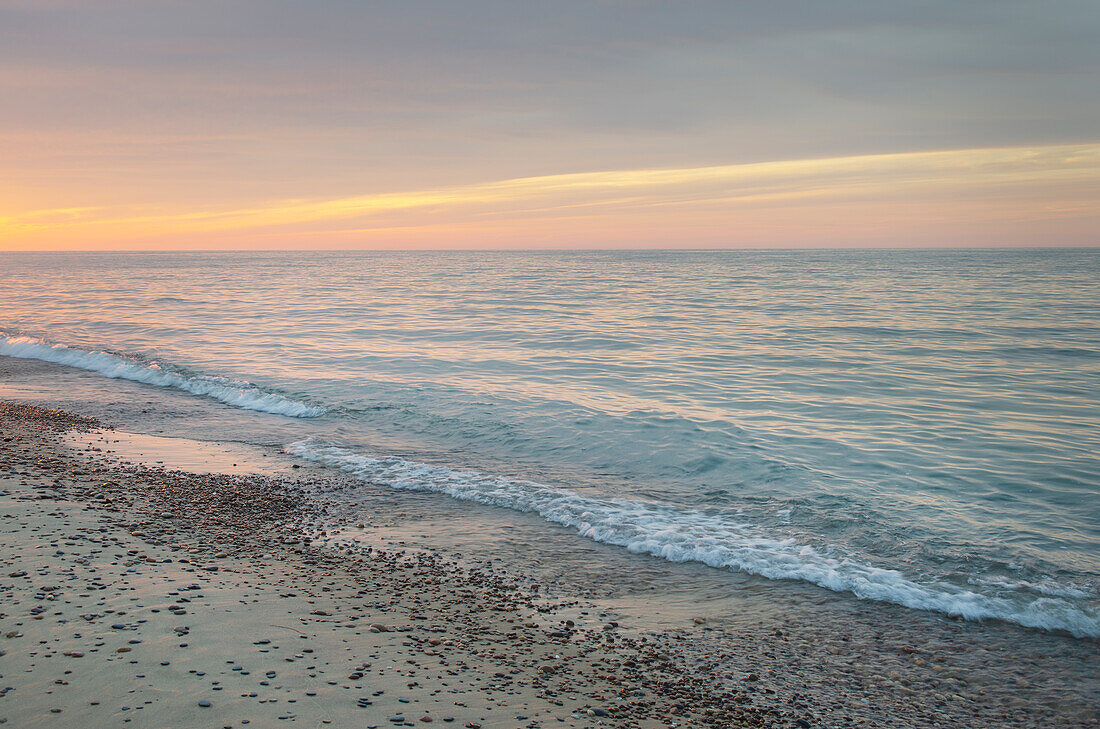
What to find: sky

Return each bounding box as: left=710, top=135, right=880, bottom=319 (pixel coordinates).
left=2, top=0, right=1098, bottom=250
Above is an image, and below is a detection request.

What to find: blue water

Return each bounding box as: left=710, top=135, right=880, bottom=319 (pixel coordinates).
left=2, top=249, right=1098, bottom=636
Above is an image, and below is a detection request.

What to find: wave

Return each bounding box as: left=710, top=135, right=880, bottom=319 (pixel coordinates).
left=0, top=333, right=326, bottom=418
left=968, top=575, right=1095, bottom=600
left=286, top=438, right=1099, bottom=638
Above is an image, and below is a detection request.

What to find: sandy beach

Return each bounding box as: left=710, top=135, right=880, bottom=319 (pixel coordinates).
left=0, top=402, right=782, bottom=728
left=2, top=395, right=1097, bottom=729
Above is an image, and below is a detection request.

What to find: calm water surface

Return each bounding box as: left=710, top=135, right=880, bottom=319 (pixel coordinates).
left=2, top=250, right=1097, bottom=637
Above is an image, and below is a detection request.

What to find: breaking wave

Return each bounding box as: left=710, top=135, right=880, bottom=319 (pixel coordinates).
left=287, top=438, right=1100, bottom=639
left=0, top=333, right=326, bottom=418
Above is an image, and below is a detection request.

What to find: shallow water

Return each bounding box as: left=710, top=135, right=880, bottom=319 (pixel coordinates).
left=2, top=249, right=1098, bottom=636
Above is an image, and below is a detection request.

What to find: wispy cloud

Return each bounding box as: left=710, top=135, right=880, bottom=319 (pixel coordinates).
left=4, top=143, right=1097, bottom=249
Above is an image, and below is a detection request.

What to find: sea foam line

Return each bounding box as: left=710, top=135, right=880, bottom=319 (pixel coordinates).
left=287, top=438, right=1099, bottom=638
left=0, top=333, right=326, bottom=418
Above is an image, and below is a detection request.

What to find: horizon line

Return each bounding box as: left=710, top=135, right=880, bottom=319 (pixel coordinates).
left=3, top=244, right=1098, bottom=254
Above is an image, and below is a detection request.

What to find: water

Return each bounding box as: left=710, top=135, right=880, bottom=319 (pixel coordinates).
left=2, top=249, right=1098, bottom=637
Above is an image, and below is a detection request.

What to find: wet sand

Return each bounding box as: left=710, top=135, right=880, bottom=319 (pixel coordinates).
left=0, top=403, right=783, bottom=728
left=1, top=399, right=1097, bottom=728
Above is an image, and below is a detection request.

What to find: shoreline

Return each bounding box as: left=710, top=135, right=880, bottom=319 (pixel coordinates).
left=0, top=402, right=779, bottom=728
left=1, top=397, right=1097, bottom=728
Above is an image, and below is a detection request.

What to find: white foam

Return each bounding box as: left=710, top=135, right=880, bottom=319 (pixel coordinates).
left=0, top=334, right=326, bottom=418
left=287, top=438, right=1100, bottom=638
left=968, top=575, right=1094, bottom=600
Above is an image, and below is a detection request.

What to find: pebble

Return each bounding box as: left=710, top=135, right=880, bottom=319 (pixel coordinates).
left=1, top=401, right=1089, bottom=729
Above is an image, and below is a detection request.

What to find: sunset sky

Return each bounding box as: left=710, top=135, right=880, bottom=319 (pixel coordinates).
left=3, top=0, right=1098, bottom=250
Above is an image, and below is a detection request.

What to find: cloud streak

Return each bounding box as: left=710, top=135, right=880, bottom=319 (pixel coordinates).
left=4, top=143, right=1097, bottom=249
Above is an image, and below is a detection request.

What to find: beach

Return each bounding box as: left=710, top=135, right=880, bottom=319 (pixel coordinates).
left=5, top=0, right=1099, bottom=724
left=1, top=400, right=786, bottom=728
left=1, top=387, right=1097, bottom=728
left=0, top=249, right=1097, bottom=729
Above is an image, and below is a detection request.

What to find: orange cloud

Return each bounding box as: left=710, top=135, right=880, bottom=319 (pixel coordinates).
left=3, top=143, right=1098, bottom=249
